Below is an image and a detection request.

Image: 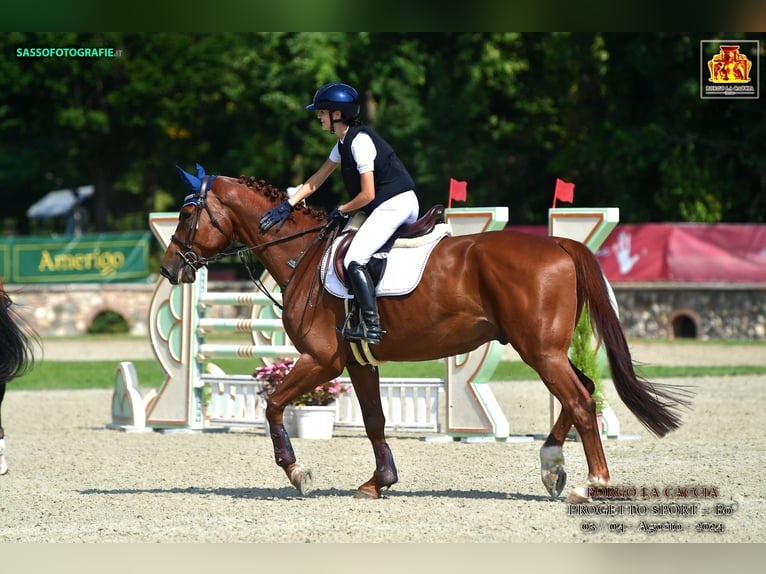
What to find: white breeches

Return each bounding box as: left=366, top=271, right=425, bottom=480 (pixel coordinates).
left=344, top=190, right=419, bottom=267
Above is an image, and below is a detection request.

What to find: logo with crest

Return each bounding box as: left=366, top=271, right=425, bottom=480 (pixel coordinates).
left=700, top=40, right=759, bottom=99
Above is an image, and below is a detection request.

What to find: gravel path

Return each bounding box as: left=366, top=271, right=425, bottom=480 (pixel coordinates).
left=1, top=339, right=764, bottom=543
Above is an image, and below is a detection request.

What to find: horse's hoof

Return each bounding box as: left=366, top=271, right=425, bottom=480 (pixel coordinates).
left=565, top=485, right=593, bottom=504
left=354, top=486, right=380, bottom=499
left=540, top=445, right=566, bottom=498
left=565, top=477, right=609, bottom=503
left=354, top=475, right=382, bottom=499
left=289, top=464, right=313, bottom=496
left=542, top=469, right=567, bottom=498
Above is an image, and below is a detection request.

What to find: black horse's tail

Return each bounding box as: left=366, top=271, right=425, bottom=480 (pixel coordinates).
left=556, top=237, right=692, bottom=437
left=0, top=290, right=37, bottom=386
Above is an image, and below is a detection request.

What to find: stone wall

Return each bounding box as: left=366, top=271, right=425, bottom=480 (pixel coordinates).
left=613, top=283, right=766, bottom=340
left=6, top=282, right=155, bottom=336
left=5, top=281, right=766, bottom=340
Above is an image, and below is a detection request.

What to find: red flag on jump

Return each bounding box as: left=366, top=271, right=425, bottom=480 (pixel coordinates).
left=553, top=178, right=575, bottom=207
left=448, top=178, right=467, bottom=208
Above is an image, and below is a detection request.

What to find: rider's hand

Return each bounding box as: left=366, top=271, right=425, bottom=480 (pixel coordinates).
left=260, top=200, right=294, bottom=232
left=327, top=206, right=348, bottom=228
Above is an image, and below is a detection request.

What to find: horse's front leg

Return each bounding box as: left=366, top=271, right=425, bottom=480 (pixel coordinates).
left=0, top=384, right=7, bottom=476
left=265, top=354, right=341, bottom=496
left=346, top=363, right=398, bottom=499
left=0, top=427, right=7, bottom=476
left=267, top=421, right=313, bottom=495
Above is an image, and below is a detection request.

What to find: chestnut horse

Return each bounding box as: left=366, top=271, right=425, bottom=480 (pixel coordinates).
left=0, top=276, right=37, bottom=475
left=160, top=171, right=689, bottom=501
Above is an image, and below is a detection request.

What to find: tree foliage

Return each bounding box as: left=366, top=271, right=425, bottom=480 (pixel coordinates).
left=1, top=32, right=763, bottom=234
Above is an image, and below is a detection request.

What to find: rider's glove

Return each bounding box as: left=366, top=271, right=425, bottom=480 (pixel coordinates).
left=327, top=206, right=348, bottom=229
left=260, top=200, right=294, bottom=232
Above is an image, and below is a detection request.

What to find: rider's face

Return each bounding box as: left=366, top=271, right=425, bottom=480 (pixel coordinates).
left=316, top=109, right=342, bottom=133
left=316, top=109, right=330, bottom=130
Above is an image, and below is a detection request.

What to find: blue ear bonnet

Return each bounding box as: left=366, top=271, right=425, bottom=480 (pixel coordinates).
left=176, top=163, right=216, bottom=207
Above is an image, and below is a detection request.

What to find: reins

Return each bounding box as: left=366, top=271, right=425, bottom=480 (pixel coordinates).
left=239, top=222, right=340, bottom=310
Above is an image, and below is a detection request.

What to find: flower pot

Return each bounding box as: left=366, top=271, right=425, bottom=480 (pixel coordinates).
left=293, top=405, right=337, bottom=440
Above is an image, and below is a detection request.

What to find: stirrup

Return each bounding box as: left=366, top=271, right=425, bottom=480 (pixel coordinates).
left=342, top=322, right=385, bottom=344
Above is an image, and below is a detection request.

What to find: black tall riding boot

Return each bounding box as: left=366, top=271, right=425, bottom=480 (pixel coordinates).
left=343, top=261, right=385, bottom=344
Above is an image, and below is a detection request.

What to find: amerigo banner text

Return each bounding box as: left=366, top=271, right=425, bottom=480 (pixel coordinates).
left=0, top=232, right=151, bottom=283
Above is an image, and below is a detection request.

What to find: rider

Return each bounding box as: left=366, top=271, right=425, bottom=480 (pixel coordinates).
left=259, top=82, right=419, bottom=345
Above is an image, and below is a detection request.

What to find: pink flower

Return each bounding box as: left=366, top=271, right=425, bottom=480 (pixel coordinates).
left=254, top=358, right=347, bottom=406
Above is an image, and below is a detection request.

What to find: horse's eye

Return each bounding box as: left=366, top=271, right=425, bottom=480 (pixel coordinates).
left=179, top=211, right=192, bottom=222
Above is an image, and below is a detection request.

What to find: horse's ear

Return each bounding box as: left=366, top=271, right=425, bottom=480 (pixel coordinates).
left=176, top=164, right=201, bottom=193
left=195, top=163, right=207, bottom=180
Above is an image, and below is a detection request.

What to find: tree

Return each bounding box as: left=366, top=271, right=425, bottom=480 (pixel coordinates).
left=1, top=33, right=763, bottom=234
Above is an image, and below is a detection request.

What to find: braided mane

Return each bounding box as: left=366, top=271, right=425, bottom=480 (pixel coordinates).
left=238, top=175, right=326, bottom=222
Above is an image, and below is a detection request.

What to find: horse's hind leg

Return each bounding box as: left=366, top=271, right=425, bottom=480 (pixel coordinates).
left=540, top=361, right=596, bottom=498
left=527, top=354, right=609, bottom=501
left=346, top=363, right=398, bottom=499
left=540, top=410, right=573, bottom=498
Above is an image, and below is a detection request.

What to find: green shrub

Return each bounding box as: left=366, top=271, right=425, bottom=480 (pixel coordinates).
left=570, top=308, right=606, bottom=413
left=87, top=310, right=129, bottom=334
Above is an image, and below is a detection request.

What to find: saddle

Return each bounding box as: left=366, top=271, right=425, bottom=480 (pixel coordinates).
left=333, top=204, right=445, bottom=285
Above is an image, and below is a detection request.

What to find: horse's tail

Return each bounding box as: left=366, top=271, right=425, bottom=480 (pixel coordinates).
left=0, top=291, right=37, bottom=386
left=555, top=237, right=691, bottom=437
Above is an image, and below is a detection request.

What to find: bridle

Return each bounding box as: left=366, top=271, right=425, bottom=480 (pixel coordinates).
left=169, top=175, right=236, bottom=269
left=169, top=175, right=339, bottom=308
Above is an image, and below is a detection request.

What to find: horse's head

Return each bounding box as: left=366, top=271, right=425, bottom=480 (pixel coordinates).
left=159, top=164, right=235, bottom=284
left=160, top=164, right=331, bottom=286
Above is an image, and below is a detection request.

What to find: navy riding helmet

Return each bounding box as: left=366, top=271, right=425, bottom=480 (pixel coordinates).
left=306, top=82, right=360, bottom=123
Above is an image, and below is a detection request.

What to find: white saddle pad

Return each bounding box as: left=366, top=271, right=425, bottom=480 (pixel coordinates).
left=321, top=224, right=450, bottom=299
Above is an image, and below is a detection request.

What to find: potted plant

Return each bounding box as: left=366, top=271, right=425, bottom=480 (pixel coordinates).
left=255, top=358, right=350, bottom=439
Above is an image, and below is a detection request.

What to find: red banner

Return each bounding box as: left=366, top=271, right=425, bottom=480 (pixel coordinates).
left=506, top=223, right=766, bottom=283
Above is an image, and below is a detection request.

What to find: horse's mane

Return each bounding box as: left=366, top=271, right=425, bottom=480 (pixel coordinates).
left=238, top=175, right=326, bottom=222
